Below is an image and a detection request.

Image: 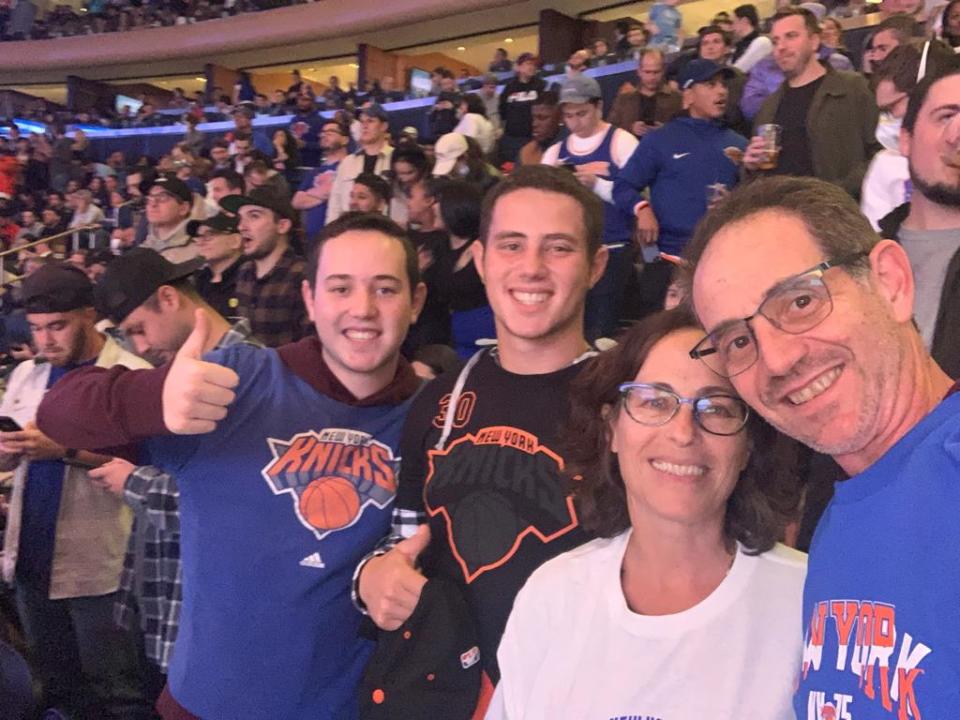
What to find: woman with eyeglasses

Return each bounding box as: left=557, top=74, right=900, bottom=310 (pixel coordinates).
left=488, top=308, right=805, bottom=720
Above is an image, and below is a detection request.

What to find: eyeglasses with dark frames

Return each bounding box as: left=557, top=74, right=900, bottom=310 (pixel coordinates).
left=617, top=382, right=750, bottom=436
left=688, top=253, right=868, bottom=379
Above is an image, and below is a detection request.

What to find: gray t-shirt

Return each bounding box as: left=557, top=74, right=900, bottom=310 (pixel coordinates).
left=898, top=226, right=960, bottom=348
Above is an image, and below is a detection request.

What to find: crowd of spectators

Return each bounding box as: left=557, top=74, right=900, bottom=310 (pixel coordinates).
left=0, top=0, right=959, bottom=718
left=0, top=0, right=315, bottom=41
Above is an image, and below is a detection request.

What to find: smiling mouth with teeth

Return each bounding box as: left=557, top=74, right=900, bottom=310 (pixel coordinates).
left=344, top=329, right=378, bottom=340
left=650, top=460, right=707, bottom=478
left=787, top=366, right=842, bottom=405
left=511, top=291, right=550, bottom=305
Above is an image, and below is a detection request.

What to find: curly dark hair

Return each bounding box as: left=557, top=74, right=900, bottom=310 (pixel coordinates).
left=564, top=307, right=801, bottom=553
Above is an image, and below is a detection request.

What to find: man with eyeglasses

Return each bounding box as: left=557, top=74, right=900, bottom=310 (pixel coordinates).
left=686, top=175, right=960, bottom=718
left=189, top=213, right=244, bottom=319
left=292, top=120, right=349, bottom=242
left=142, top=176, right=200, bottom=264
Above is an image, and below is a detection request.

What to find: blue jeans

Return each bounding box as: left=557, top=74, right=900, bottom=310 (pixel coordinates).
left=15, top=579, right=152, bottom=720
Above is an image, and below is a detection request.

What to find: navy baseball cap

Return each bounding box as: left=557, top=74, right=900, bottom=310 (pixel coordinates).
left=678, top=59, right=735, bottom=90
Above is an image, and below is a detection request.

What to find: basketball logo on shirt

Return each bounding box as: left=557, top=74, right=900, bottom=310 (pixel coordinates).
left=261, top=428, right=398, bottom=539
left=425, top=425, right=579, bottom=583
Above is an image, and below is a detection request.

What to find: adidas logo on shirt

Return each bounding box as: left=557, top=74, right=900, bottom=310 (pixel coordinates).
left=299, top=552, right=325, bottom=569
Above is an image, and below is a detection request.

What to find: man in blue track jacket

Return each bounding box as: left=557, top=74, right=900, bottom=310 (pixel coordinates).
left=613, top=59, right=748, bottom=314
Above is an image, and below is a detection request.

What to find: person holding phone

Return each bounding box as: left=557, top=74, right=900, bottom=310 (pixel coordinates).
left=0, top=263, right=153, bottom=719
left=541, top=74, right=640, bottom=340
left=608, top=48, right=682, bottom=140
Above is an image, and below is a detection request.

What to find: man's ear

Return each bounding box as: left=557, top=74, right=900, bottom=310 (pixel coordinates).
left=300, top=279, right=316, bottom=325
left=471, top=241, right=486, bottom=284
left=589, top=245, right=609, bottom=289
left=898, top=125, right=912, bottom=159
left=278, top=217, right=293, bottom=236
left=410, top=281, right=428, bottom=323
left=157, top=285, right=181, bottom=312
left=868, top=238, right=915, bottom=324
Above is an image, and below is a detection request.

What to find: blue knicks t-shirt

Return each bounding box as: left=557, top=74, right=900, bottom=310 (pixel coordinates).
left=796, top=392, right=960, bottom=720
left=149, top=345, right=413, bottom=720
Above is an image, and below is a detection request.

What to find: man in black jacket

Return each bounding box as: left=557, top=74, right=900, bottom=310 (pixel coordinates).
left=497, top=53, right=547, bottom=165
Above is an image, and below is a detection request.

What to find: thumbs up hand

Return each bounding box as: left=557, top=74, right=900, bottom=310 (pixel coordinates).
left=161, top=309, right=240, bottom=435
left=359, top=524, right=431, bottom=630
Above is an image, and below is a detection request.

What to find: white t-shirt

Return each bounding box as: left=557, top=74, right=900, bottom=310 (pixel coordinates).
left=541, top=123, right=638, bottom=204
left=488, top=532, right=807, bottom=720
left=860, top=149, right=910, bottom=232
left=733, top=35, right=773, bottom=73
left=455, top=113, right=497, bottom=155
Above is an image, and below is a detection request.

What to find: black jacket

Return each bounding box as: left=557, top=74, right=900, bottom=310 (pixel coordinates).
left=498, top=76, right=547, bottom=139
left=879, top=202, right=960, bottom=380
left=732, top=30, right=761, bottom=65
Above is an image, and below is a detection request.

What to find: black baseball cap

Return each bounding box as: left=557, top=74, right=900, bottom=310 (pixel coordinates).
left=145, top=175, right=193, bottom=204
left=94, top=248, right=203, bottom=324
left=186, top=212, right=240, bottom=237
left=232, top=102, right=256, bottom=118
left=359, top=578, right=481, bottom=720
left=360, top=103, right=389, bottom=122
left=219, top=186, right=297, bottom=222
left=21, top=264, right=94, bottom=314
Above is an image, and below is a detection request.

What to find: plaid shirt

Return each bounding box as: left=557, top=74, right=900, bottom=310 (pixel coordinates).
left=350, top=506, right=426, bottom=614
left=114, top=319, right=261, bottom=671
left=234, top=247, right=312, bottom=348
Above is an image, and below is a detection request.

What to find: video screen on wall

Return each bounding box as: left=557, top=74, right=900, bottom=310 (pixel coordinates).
left=408, top=68, right=432, bottom=98
left=115, top=94, right=143, bottom=115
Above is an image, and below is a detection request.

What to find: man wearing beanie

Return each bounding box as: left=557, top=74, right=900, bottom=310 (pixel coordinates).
left=0, top=264, right=152, bottom=718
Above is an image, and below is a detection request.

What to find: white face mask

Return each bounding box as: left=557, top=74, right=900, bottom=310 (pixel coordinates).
left=875, top=112, right=903, bottom=153
left=202, top=191, right=220, bottom=217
